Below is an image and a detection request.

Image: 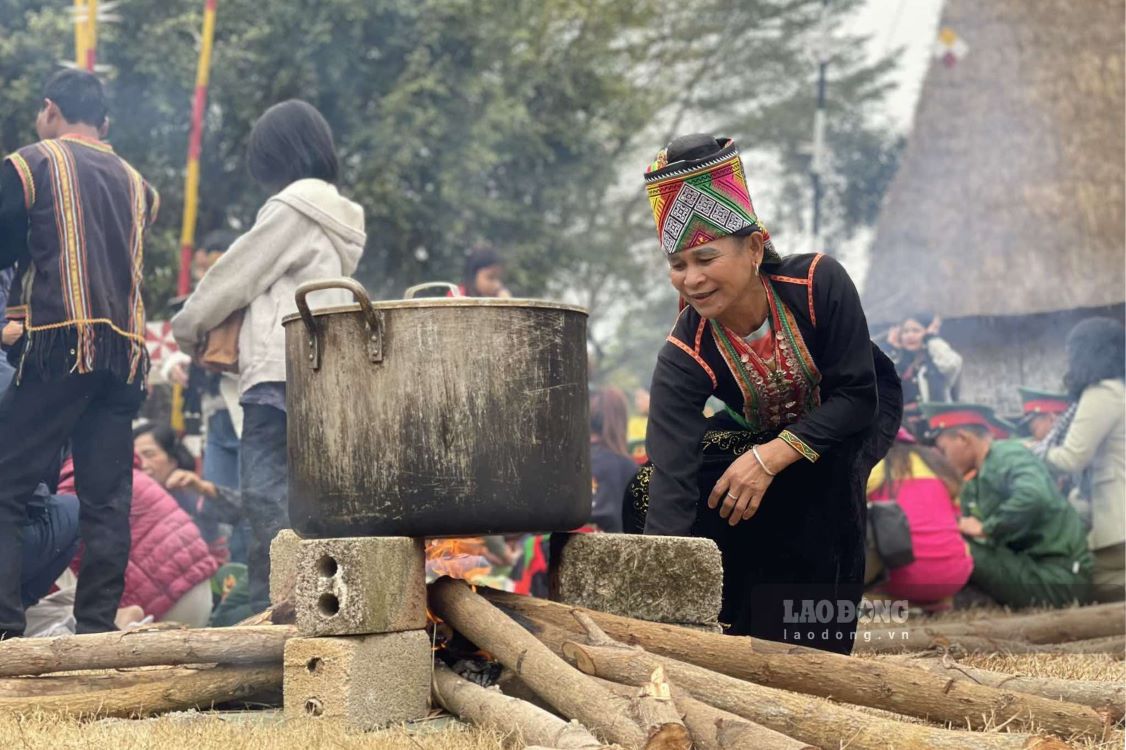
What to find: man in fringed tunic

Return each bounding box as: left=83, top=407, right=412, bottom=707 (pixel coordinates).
left=0, top=70, right=159, bottom=637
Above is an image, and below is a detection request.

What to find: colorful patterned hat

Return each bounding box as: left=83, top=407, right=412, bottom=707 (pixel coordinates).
left=645, top=137, right=773, bottom=256
left=1018, top=387, right=1069, bottom=416
left=920, top=402, right=1014, bottom=440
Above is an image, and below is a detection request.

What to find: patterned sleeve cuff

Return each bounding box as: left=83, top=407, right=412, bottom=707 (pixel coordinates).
left=779, top=429, right=820, bottom=463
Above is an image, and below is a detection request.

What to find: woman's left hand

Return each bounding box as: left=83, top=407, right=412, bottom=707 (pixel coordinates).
left=708, top=451, right=775, bottom=526
left=708, top=437, right=802, bottom=526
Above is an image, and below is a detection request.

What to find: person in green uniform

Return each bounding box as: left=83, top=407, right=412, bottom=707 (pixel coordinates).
left=924, top=403, right=1092, bottom=608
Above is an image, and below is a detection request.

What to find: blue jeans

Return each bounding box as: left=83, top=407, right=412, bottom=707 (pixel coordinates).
left=240, top=403, right=289, bottom=612
left=22, top=494, right=81, bottom=607
left=203, top=409, right=249, bottom=563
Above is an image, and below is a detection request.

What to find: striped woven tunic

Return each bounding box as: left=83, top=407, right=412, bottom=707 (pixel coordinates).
left=0, top=135, right=159, bottom=383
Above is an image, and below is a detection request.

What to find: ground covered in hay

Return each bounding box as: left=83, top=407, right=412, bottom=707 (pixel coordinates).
left=2, top=606, right=1122, bottom=749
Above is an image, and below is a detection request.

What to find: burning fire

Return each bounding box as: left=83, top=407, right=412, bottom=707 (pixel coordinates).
left=425, top=538, right=493, bottom=583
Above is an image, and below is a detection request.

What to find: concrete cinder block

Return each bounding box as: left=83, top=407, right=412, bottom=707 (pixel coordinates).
left=270, top=529, right=302, bottom=605
left=295, top=536, right=426, bottom=636
left=550, top=533, right=722, bottom=625
left=284, top=632, right=431, bottom=729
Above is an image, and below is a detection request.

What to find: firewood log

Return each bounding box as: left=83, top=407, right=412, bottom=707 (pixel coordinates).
left=858, top=603, right=1124, bottom=645
left=432, top=662, right=606, bottom=749
left=562, top=630, right=1071, bottom=750
left=592, top=672, right=812, bottom=750
left=890, top=653, right=1125, bottom=722
left=855, top=633, right=1125, bottom=656
left=0, top=664, right=280, bottom=718
left=480, top=589, right=1108, bottom=737
left=0, top=625, right=295, bottom=678
left=428, top=577, right=647, bottom=749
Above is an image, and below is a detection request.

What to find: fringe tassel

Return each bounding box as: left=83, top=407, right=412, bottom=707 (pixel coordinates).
left=16, top=323, right=149, bottom=386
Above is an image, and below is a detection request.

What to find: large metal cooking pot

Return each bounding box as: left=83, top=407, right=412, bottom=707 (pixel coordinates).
left=282, top=279, right=591, bottom=538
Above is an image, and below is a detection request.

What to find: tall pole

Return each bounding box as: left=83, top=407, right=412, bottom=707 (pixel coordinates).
left=177, top=0, right=219, bottom=297
left=810, top=0, right=829, bottom=254
left=85, top=0, right=98, bottom=71
left=74, top=0, right=88, bottom=68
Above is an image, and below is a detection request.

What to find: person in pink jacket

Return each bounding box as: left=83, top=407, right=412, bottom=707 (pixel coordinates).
left=866, top=429, right=973, bottom=609
left=61, top=455, right=219, bottom=626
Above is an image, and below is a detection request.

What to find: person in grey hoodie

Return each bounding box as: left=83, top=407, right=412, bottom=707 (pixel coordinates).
left=172, top=100, right=366, bottom=611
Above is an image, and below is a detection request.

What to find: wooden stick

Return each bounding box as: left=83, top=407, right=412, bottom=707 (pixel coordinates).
left=0, top=667, right=204, bottom=698
left=562, top=639, right=1071, bottom=750
left=0, top=625, right=295, bottom=678
left=679, top=693, right=815, bottom=750
left=481, top=589, right=1109, bottom=737
left=0, top=664, right=281, bottom=718
left=593, top=673, right=812, bottom=750
left=857, top=603, right=1124, bottom=645
left=429, top=577, right=647, bottom=749
left=889, top=654, right=1125, bottom=723
left=854, top=633, right=1126, bottom=656
left=432, top=662, right=606, bottom=749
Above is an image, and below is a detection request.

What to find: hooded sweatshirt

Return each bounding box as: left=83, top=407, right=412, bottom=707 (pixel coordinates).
left=172, top=179, right=366, bottom=395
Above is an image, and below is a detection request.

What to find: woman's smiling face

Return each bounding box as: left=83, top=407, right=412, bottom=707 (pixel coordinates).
left=667, top=233, right=762, bottom=320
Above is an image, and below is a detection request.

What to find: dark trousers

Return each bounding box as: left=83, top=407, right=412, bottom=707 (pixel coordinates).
left=240, top=403, right=289, bottom=613
left=0, top=371, right=142, bottom=636
left=22, top=494, right=81, bottom=607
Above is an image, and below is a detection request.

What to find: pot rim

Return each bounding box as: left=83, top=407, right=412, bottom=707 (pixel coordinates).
left=283, top=296, right=588, bottom=325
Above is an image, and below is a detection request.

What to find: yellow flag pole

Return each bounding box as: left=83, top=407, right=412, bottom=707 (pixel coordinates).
left=74, top=0, right=88, bottom=68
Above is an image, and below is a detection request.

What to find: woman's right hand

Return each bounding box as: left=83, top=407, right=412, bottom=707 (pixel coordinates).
left=166, top=469, right=217, bottom=498
left=886, top=325, right=901, bottom=349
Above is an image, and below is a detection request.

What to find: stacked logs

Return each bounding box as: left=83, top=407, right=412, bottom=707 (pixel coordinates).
left=0, top=584, right=1120, bottom=750
left=431, top=581, right=1123, bottom=750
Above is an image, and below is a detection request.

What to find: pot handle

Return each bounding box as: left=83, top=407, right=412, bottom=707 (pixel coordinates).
left=403, top=282, right=461, bottom=299
left=295, top=278, right=384, bottom=371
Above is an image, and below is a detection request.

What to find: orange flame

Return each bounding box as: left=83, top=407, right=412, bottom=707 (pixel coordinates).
left=426, top=538, right=493, bottom=583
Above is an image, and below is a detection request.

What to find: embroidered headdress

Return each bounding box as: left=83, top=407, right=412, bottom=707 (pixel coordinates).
left=645, top=136, right=774, bottom=257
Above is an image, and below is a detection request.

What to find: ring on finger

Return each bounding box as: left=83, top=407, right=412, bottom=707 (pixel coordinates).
left=726, top=492, right=739, bottom=500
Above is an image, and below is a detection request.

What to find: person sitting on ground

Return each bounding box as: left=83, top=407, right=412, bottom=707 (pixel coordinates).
left=865, top=428, right=973, bottom=610
left=133, top=422, right=240, bottom=560
left=883, top=312, right=963, bottom=437
left=588, top=387, right=637, bottom=533
left=1037, top=317, right=1125, bottom=603
left=20, top=482, right=80, bottom=614
left=59, top=455, right=220, bottom=627
left=925, top=403, right=1092, bottom=608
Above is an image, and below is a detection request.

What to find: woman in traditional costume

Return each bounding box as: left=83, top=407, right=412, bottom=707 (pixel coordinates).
left=626, top=135, right=901, bottom=653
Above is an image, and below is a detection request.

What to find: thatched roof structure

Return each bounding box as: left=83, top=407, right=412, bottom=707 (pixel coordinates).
left=863, top=0, right=1125, bottom=324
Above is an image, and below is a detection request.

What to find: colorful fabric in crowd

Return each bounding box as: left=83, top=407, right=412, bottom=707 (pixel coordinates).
left=644, top=138, right=773, bottom=256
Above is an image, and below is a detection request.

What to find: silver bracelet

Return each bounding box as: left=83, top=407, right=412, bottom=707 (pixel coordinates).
left=751, top=445, right=777, bottom=477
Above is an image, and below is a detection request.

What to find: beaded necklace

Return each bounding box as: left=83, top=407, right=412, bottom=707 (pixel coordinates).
left=711, top=276, right=821, bottom=433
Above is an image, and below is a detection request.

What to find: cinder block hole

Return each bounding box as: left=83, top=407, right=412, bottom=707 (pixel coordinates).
left=305, top=697, right=324, bottom=717
left=306, top=657, right=322, bottom=674
left=317, top=593, right=340, bottom=617
left=316, top=555, right=339, bottom=578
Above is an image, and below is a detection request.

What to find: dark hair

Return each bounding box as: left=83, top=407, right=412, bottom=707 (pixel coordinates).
left=43, top=69, right=107, bottom=128
left=1063, top=317, right=1126, bottom=400
left=133, top=423, right=195, bottom=471
left=247, top=100, right=339, bottom=189
left=462, top=244, right=503, bottom=292
left=199, top=229, right=239, bottom=254
left=903, top=311, right=935, bottom=328
left=664, top=133, right=782, bottom=264
left=882, top=442, right=962, bottom=499
left=590, top=387, right=629, bottom=457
